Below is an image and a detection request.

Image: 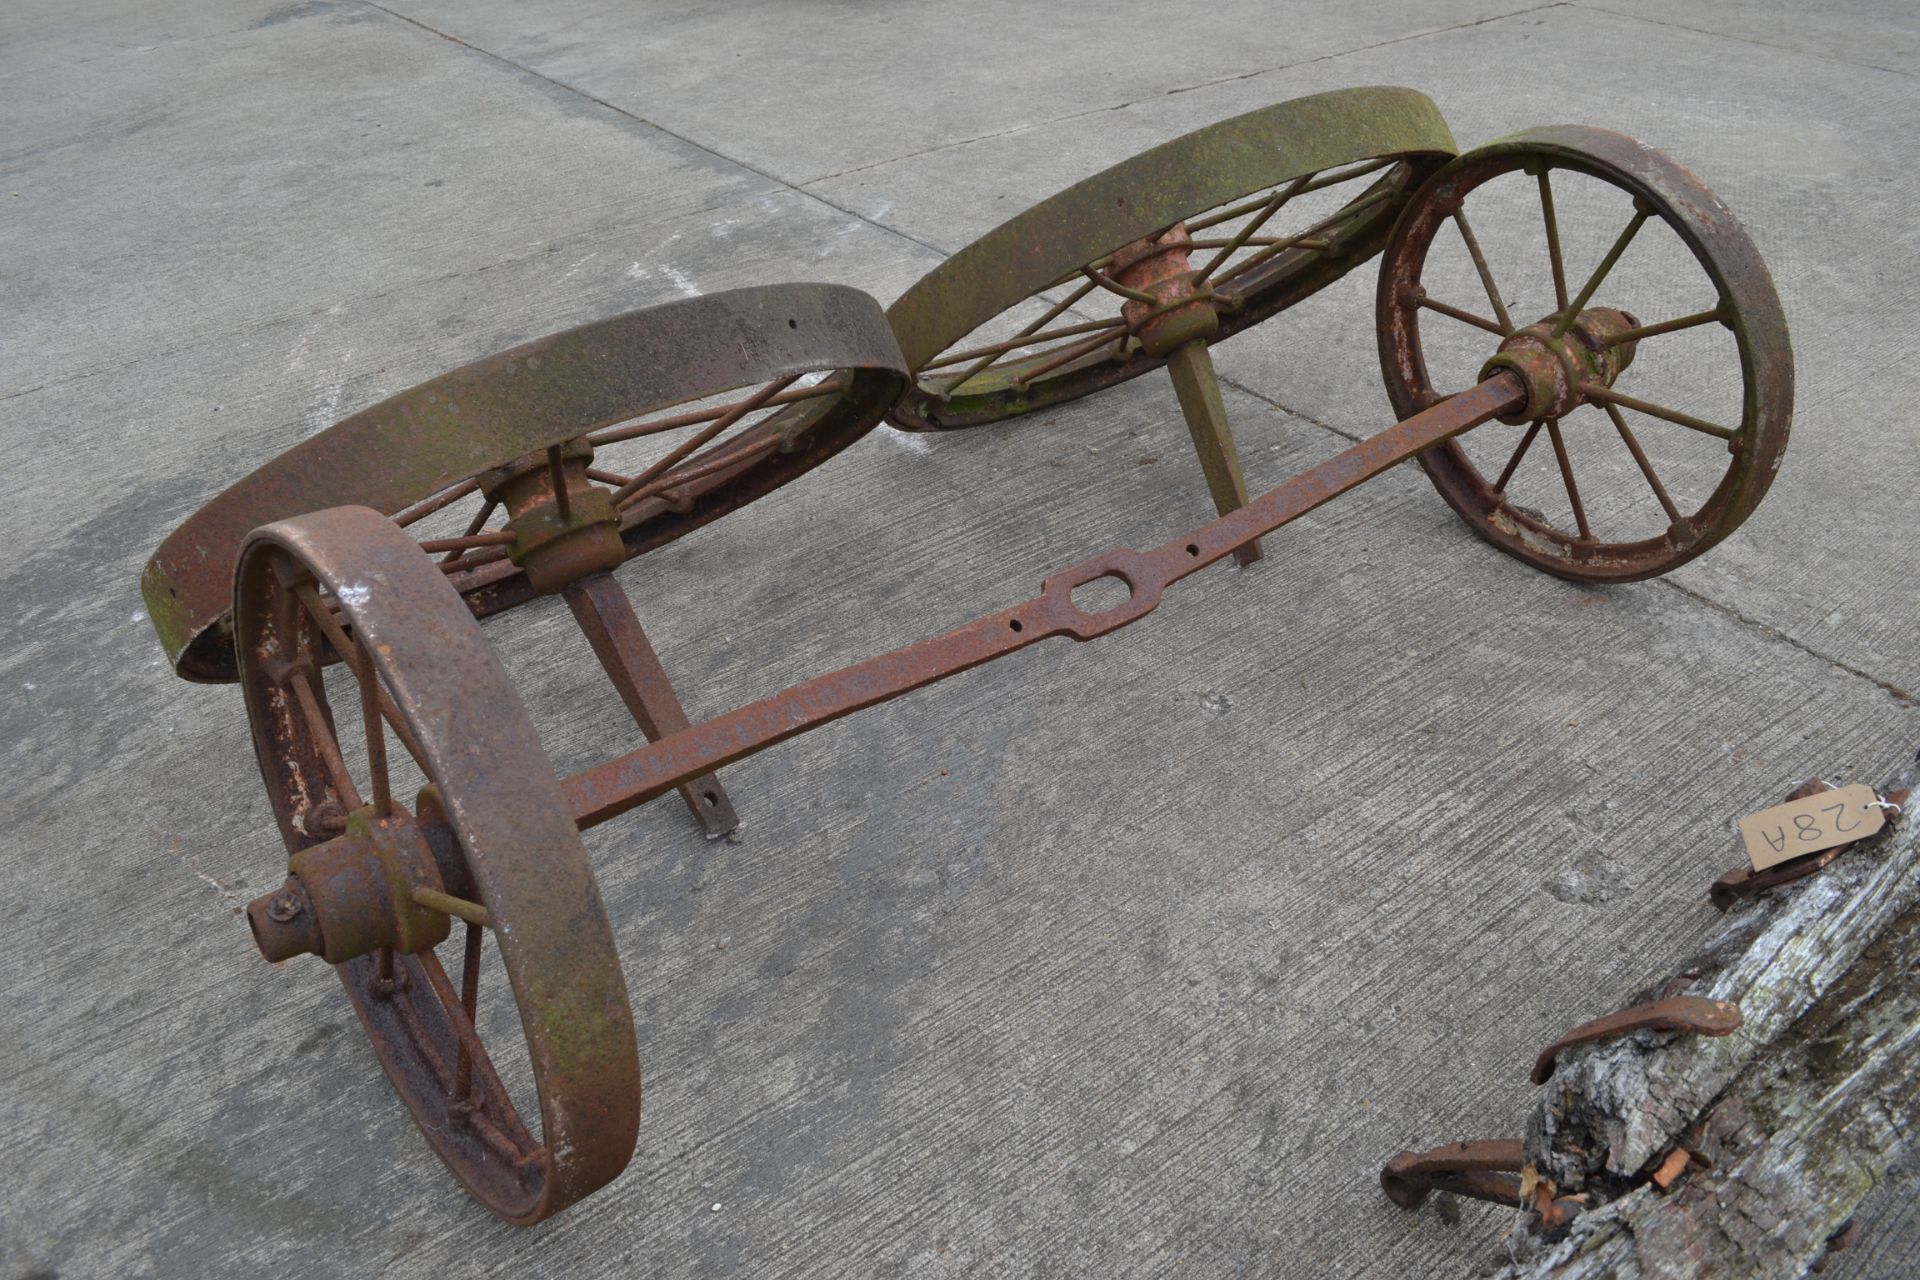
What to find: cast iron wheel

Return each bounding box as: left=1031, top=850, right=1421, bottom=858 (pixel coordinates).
left=234, top=506, right=639, bottom=1225
left=887, top=86, right=1456, bottom=431
left=1377, top=126, right=1791, bottom=582
left=145, top=282, right=908, bottom=680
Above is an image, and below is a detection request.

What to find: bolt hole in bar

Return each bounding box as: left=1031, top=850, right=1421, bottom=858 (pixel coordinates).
left=559, top=374, right=1524, bottom=830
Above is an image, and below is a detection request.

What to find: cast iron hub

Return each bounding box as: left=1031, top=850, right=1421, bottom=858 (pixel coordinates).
left=1479, top=306, right=1639, bottom=425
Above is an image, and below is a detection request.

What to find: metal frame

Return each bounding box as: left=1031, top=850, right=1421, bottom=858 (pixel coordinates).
left=139, top=100, right=1796, bottom=1226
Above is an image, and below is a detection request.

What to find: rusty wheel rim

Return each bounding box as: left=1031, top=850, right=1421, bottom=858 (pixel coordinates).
left=146, top=283, right=908, bottom=681
left=1377, top=126, right=1792, bottom=582
left=234, top=506, right=639, bottom=1225
left=886, top=86, right=1456, bottom=431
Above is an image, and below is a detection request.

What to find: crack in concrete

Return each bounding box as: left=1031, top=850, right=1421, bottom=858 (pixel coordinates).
left=1657, top=578, right=1918, bottom=709
left=1571, top=3, right=1918, bottom=80
left=357, top=1, right=955, bottom=266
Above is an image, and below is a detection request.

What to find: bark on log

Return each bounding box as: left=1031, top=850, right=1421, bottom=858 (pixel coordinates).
left=1493, top=755, right=1920, bottom=1279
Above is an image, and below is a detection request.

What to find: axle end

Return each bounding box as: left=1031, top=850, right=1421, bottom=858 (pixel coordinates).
left=246, top=877, right=324, bottom=963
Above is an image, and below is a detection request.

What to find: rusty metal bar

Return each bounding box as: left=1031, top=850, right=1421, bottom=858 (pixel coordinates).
left=562, top=571, right=740, bottom=837
left=1163, top=340, right=1261, bottom=566
left=561, top=374, right=1524, bottom=830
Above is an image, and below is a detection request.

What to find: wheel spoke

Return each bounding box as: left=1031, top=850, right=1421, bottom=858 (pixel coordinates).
left=417, top=530, right=516, bottom=555
left=1009, top=323, right=1129, bottom=388
left=1081, top=264, right=1160, bottom=305
left=586, top=466, right=633, bottom=487
left=289, top=666, right=363, bottom=809
left=1600, top=401, right=1683, bottom=523
left=437, top=497, right=499, bottom=565
left=612, top=374, right=799, bottom=507
left=1544, top=419, right=1592, bottom=540
left=1211, top=186, right=1391, bottom=287
left=588, top=376, right=842, bottom=449
left=454, top=920, right=483, bottom=1105
left=412, top=886, right=492, bottom=927
left=293, top=582, right=430, bottom=774
left=355, top=634, right=392, bottom=816
left=1493, top=421, right=1544, bottom=493
left=1537, top=170, right=1569, bottom=312
left=1185, top=156, right=1397, bottom=233
left=393, top=478, right=480, bottom=529
left=546, top=446, right=572, bottom=523
left=1578, top=383, right=1736, bottom=439
left=1552, top=209, right=1649, bottom=338
left=925, top=315, right=1115, bottom=375
left=438, top=545, right=511, bottom=577
left=1452, top=207, right=1512, bottom=335
left=1417, top=293, right=1507, bottom=337
left=930, top=276, right=1105, bottom=390
left=617, top=431, right=782, bottom=509
left=1192, top=174, right=1310, bottom=285
left=1606, top=307, right=1726, bottom=347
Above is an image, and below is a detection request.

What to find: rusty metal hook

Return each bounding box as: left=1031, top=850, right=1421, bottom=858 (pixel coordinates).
left=1530, top=995, right=1742, bottom=1085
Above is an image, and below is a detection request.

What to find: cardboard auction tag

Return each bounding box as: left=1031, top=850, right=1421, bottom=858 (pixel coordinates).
left=1737, top=783, right=1886, bottom=871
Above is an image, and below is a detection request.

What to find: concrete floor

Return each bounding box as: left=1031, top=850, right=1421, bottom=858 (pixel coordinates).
left=4, top=1, right=1918, bottom=1276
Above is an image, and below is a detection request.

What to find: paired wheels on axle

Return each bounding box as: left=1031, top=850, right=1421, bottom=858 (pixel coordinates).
left=141, top=87, right=1790, bottom=1224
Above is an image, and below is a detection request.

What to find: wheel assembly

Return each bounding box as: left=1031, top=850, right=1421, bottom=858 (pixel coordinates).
left=886, top=85, right=1457, bottom=563
left=235, top=507, right=637, bottom=1224
left=1376, top=126, right=1790, bottom=581
left=139, top=89, right=1792, bottom=1225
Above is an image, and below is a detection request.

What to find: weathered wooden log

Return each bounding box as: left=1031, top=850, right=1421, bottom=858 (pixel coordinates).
left=1491, top=754, right=1920, bottom=1278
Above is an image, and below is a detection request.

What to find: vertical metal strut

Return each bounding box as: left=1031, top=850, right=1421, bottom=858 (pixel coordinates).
left=1164, top=340, right=1262, bottom=566
left=564, top=571, right=740, bottom=837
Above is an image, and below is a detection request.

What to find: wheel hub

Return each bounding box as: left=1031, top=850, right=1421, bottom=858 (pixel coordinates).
left=1108, top=224, right=1220, bottom=358
left=1480, top=306, right=1640, bottom=425
left=246, top=798, right=465, bottom=965
left=479, top=438, right=627, bottom=594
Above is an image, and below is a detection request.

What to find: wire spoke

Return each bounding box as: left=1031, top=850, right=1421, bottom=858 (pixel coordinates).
left=1553, top=209, right=1649, bottom=338
left=417, top=530, right=516, bottom=555
left=1210, top=186, right=1390, bottom=287
left=619, top=432, right=781, bottom=509
left=1579, top=384, right=1736, bottom=439
left=546, top=445, right=571, bottom=523
left=1452, top=207, right=1512, bottom=335
left=1185, top=156, right=1397, bottom=233
left=1601, top=401, right=1683, bottom=524
left=1538, top=169, right=1568, bottom=312
left=289, top=667, right=363, bottom=809
left=589, top=377, right=841, bottom=448
left=1082, top=264, right=1160, bottom=305
left=434, top=497, right=499, bottom=565
left=926, top=317, right=1114, bottom=373
left=1606, top=307, right=1726, bottom=347
left=355, top=635, right=392, bottom=816
left=293, top=582, right=429, bottom=773
left=1493, top=421, right=1544, bottom=493
left=1544, top=419, right=1592, bottom=541
left=1193, top=174, right=1310, bottom=285
left=1009, top=323, right=1130, bottom=388
left=393, top=478, right=480, bottom=529
left=613, top=374, right=799, bottom=507
left=928, top=280, right=1107, bottom=392
left=438, top=545, right=511, bottom=577
left=453, top=920, right=483, bottom=1104
left=1418, top=294, right=1507, bottom=337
